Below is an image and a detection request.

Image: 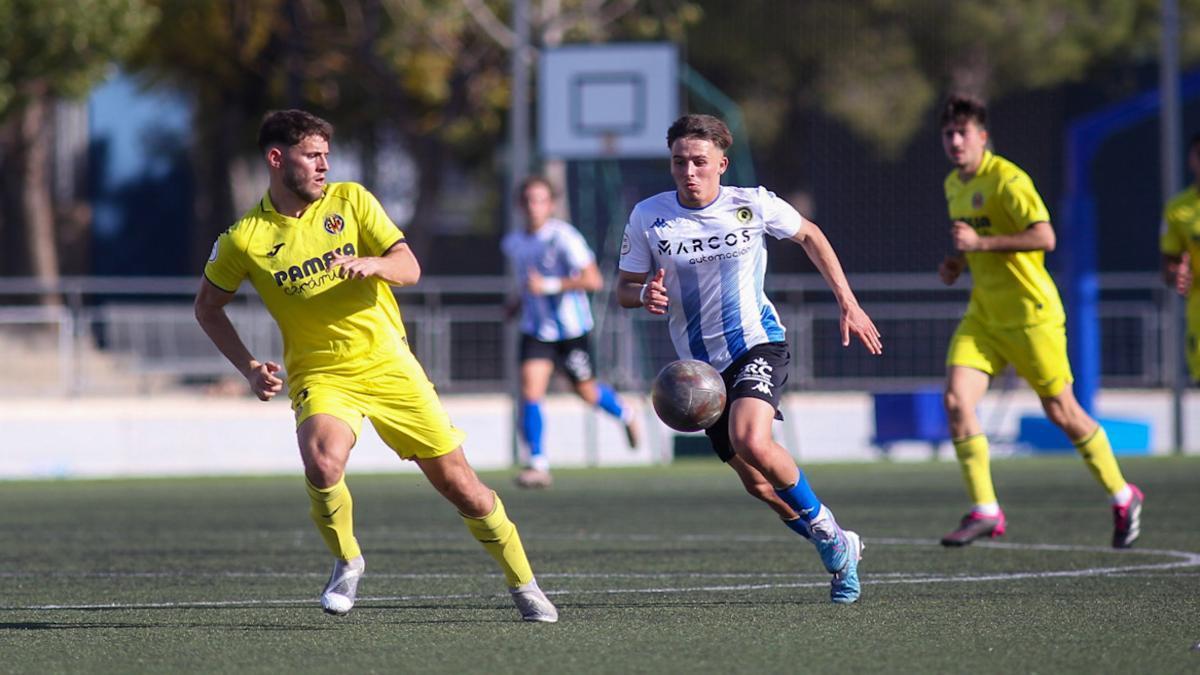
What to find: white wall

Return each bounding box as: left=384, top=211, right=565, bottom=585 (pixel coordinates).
left=3, top=389, right=1195, bottom=480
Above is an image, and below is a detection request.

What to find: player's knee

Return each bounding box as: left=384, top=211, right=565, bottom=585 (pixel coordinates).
left=731, top=435, right=774, bottom=466
left=303, top=457, right=344, bottom=488
left=943, top=389, right=969, bottom=417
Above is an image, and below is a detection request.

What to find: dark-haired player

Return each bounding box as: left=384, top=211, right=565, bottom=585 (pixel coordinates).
left=194, top=109, right=557, bottom=621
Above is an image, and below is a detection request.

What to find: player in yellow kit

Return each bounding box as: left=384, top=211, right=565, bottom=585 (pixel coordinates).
left=935, top=95, right=1143, bottom=549
left=1160, top=133, right=1200, bottom=385
left=194, top=109, right=557, bottom=621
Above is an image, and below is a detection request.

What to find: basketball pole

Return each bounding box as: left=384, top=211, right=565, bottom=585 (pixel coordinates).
left=1160, top=0, right=1185, bottom=454
left=506, top=0, right=532, bottom=468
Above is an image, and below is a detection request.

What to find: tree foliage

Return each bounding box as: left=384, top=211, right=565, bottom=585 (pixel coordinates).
left=125, top=0, right=697, bottom=264
left=0, top=0, right=155, bottom=285
left=686, top=0, right=1200, bottom=159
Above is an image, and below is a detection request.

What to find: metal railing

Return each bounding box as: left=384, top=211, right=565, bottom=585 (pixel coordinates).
left=0, top=273, right=1171, bottom=396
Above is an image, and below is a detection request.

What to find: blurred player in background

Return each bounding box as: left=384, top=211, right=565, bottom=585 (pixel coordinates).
left=194, top=109, right=557, bottom=622
left=617, top=114, right=882, bottom=604
left=936, top=94, right=1142, bottom=548
left=502, top=176, right=640, bottom=488
left=1160, top=132, right=1199, bottom=386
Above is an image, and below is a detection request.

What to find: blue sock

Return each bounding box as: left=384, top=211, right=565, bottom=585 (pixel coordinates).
left=774, top=471, right=824, bottom=522
left=521, top=401, right=544, bottom=459
left=595, top=384, right=625, bottom=419
left=783, top=517, right=812, bottom=540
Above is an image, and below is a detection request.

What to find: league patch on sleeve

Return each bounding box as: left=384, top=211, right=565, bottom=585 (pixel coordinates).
left=621, top=233, right=631, bottom=256
left=208, top=239, right=220, bottom=263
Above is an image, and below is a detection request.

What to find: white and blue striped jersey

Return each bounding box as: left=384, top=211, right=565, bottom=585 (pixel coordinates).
left=502, top=218, right=597, bottom=342
left=619, top=186, right=804, bottom=372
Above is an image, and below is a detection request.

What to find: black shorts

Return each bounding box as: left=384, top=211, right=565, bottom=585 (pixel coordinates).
left=519, top=334, right=596, bottom=384
left=704, top=342, right=790, bottom=463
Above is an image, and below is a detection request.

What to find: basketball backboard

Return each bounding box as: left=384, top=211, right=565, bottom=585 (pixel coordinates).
left=538, top=43, right=678, bottom=159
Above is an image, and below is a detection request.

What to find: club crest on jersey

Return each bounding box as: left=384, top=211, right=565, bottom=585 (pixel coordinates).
left=972, top=192, right=984, bottom=209
left=324, top=213, right=345, bottom=235
left=736, top=207, right=752, bottom=223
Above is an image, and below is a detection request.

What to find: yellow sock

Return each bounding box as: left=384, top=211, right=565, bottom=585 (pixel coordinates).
left=953, top=434, right=997, bottom=506
left=461, top=492, right=533, bottom=588
left=305, top=477, right=361, bottom=561
left=1073, top=426, right=1128, bottom=496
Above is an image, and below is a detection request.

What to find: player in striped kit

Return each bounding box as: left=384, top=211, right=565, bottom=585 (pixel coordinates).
left=617, top=114, right=883, bottom=603
left=503, top=176, right=639, bottom=488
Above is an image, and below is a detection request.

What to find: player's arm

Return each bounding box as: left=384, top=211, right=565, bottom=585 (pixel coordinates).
left=951, top=219, right=1056, bottom=253
left=1162, top=252, right=1192, bottom=296
left=789, top=220, right=882, bottom=355
left=330, top=240, right=420, bottom=287
left=617, top=268, right=668, bottom=315
left=193, top=279, right=283, bottom=401
left=527, top=261, right=603, bottom=295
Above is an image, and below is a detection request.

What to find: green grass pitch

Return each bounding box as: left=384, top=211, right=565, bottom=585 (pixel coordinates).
left=2, top=456, right=1198, bottom=673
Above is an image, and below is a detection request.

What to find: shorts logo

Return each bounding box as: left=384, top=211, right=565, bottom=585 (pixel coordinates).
left=972, top=192, right=984, bottom=209
left=621, top=233, right=631, bottom=256
left=564, top=348, right=594, bottom=381
left=324, top=214, right=345, bottom=235
left=733, top=357, right=774, bottom=396
left=736, top=207, right=752, bottom=223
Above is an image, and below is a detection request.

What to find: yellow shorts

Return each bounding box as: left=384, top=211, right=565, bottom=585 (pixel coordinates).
left=946, top=315, right=1073, bottom=398
left=289, top=349, right=466, bottom=460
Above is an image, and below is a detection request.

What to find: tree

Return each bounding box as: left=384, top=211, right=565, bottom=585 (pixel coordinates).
left=686, top=0, right=1200, bottom=160
left=0, top=0, right=155, bottom=293
left=126, top=0, right=698, bottom=267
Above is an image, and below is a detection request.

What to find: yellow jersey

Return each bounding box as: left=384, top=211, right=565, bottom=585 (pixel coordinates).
left=1160, top=185, right=1200, bottom=316
left=204, top=182, right=408, bottom=379
left=944, top=151, right=1064, bottom=328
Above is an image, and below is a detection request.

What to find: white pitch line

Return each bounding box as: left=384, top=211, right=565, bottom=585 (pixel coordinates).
left=5, top=539, right=1198, bottom=612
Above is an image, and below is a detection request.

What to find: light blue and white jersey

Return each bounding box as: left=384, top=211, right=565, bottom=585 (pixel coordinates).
left=502, top=218, right=596, bottom=341
left=618, top=186, right=804, bottom=372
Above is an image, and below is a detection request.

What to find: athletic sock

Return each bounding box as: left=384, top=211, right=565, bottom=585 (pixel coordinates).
left=1073, top=426, right=1129, bottom=498
left=595, top=384, right=625, bottom=419
left=520, top=400, right=546, bottom=467
left=1110, top=484, right=1133, bottom=506
left=774, top=470, right=824, bottom=522
left=305, top=477, right=361, bottom=561
left=971, top=502, right=1001, bottom=517
left=953, top=434, right=998, bottom=507
left=461, top=492, right=534, bottom=588
left=782, top=516, right=812, bottom=540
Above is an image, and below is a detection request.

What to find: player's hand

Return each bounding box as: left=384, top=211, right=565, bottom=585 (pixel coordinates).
left=244, top=360, right=284, bottom=401
left=642, top=268, right=669, bottom=315
left=840, top=303, right=883, bottom=355
left=1177, top=252, right=1193, bottom=297
left=330, top=252, right=382, bottom=280
left=526, top=268, right=557, bottom=295
left=950, top=220, right=981, bottom=252
left=938, top=255, right=964, bottom=286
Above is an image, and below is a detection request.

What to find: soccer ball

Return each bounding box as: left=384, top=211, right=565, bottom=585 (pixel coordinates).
left=651, top=359, right=727, bottom=432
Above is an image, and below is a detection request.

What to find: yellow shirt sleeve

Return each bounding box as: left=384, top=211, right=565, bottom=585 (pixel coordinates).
left=203, top=229, right=248, bottom=293
left=350, top=184, right=405, bottom=256
left=997, top=170, right=1050, bottom=228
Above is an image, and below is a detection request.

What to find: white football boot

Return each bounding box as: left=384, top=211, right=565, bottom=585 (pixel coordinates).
left=509, top=577, right=559, bottom=623
left=320, top=555, right=365, bottom=616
